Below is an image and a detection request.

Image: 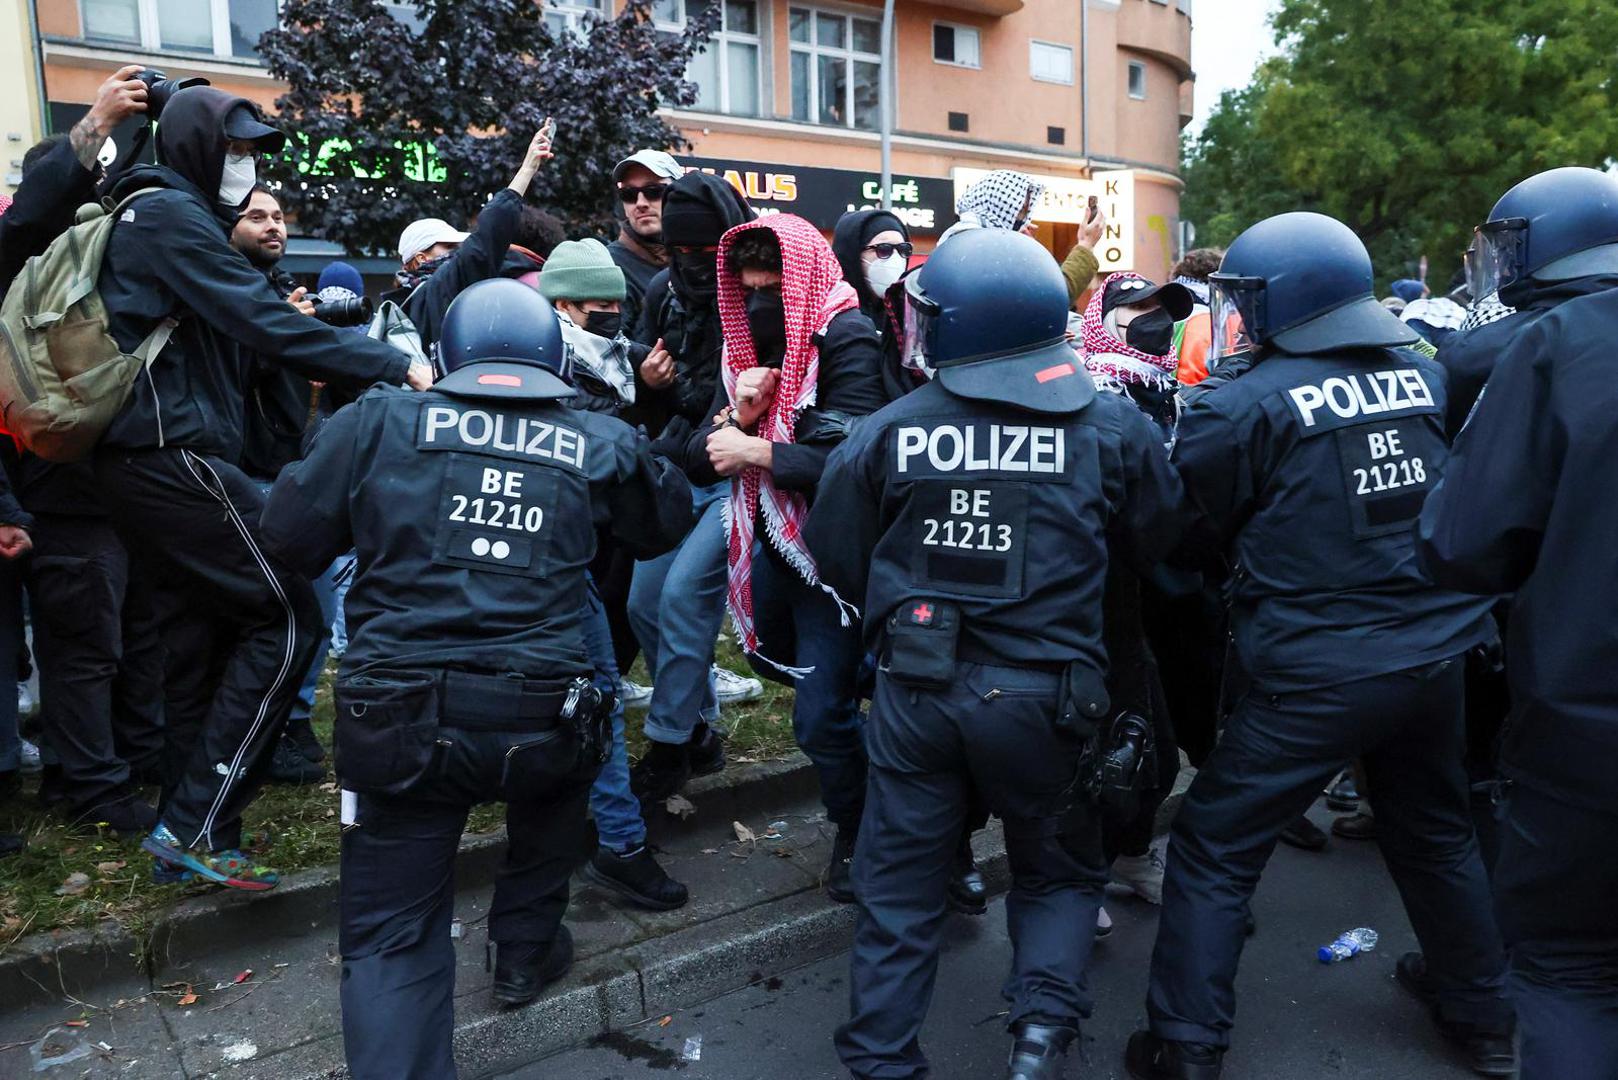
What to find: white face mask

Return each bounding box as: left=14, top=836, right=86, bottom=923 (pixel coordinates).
left=863, top=252, right=907, bottom=296
left=218, top=152, right=257, bottom=207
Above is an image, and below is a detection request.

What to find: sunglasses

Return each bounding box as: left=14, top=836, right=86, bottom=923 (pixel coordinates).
left=618, top=183, right=670, bottom=204
left=865, top=242, right=914, bottom=259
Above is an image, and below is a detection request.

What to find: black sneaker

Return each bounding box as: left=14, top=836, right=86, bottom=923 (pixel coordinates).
left=948, top=834, right=988, bottom=916
left=284, top=718, right=326, bottom=764
left=1396, top=953, right=1517, bottom=1077
left=69, top=789, right=159, bottom=836
left=1125, top=1030, right=1224, bottom=1080
left=35, top=763, right=68, bottom=808
left=268, top=738, right=326, bottom=785
left=490, top=925, right=575, bottom=1008
left=1006, top=1022, right=1076, bottom=1080
left=1331, top=811, right=1377, bottom=840
left=688, top=723, right=726, bottom=778
left=584, top=846, right=690, bottom=911
left=1278, top=813, right=1328, bottom=852
left=824, top=826, right=857, bottom=904
left=630, top=739, right=691, bottom=804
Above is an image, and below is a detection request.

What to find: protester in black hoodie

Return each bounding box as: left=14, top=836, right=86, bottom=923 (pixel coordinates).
left=90, top=86, right=428, bottom=890
left=830, top=209, right=909, bottom=341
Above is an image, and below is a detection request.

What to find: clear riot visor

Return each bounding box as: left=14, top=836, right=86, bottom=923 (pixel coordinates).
left=1208, top=276, right=1264, bottom=361
left=1474, top=218, right=1529, bottom=300
left=901, top=283, right=939, bottom=378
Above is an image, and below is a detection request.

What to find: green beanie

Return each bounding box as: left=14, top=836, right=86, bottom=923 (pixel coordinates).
left=538, top=238, right=626, bottom=303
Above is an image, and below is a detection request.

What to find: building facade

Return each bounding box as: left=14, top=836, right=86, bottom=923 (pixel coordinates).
left=13, top=0, right=1192, bottom=278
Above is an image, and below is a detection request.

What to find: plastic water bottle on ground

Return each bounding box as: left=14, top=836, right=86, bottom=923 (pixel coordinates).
left=1318, top=927, right=1378, bottom=964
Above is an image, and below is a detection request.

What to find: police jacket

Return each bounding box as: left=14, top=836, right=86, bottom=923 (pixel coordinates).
left=261, top=368, right=694, bottom=678
left=96, top=167, right=410, bottom=462
left=1172, top=346, right=1492, bottom=694
left=636, top=270, right=724, bottom=425
left=805, top=378, right=1185, bottom=671
left=1418, top=284, right=1618, bottom=813
left=379, top=188, right=525, bottom=353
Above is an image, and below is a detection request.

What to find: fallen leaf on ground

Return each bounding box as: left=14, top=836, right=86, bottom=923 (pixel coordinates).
left=95, top=860, right=125, bottom=874
left=663, top=794, right=696, bottom=818
left=733, top=821, right=756, bottom=844
left=658, top=1015, right=673, bottom=1027
left=55, top=872, right=92, bottom=896
left=177, top=987, right=198, bottom=1006
left=233, top=969, right=253, bottom=984
left=64, top=1019, right=89, bottom=1028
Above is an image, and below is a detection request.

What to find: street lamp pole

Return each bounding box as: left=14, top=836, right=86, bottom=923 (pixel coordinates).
left=879, top=0, right=895, bottom=208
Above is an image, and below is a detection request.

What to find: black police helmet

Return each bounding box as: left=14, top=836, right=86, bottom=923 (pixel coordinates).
left=906, top=230, right=1093, bottom=414
left=1209, top=211, right=1414, bottom=359
left=436, top=279, right=574, bottom=399
left=1477, top=167, right=1618, bottom=301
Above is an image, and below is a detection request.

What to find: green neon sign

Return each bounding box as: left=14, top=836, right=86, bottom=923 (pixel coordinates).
left=288, top=131, right=447, bottom=183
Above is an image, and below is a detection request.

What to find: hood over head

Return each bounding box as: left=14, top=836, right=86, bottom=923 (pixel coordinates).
left=832, top=209, right=908, bottom=308
left=155, top=87, right=283, bottom=218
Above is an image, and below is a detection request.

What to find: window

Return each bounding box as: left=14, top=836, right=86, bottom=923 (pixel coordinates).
left=544, top=0, right=605, bottom=36
left=948, top=111, right=968, bottom=132
left=1030, top=40, right=1073, bottom=85
left=660, top=0, right=762, bottom=117
left=1127, top=59, right=1148, bottom=99
left=1047, top=125, right=1065, bottom=145
left=789, top=6, right=883, bottom=131
left=932, top=22, right=979, bottom=68
left=82, top=0, right=282, bottom=60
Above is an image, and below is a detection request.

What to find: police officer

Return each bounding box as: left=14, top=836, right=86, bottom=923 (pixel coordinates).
left=261, top=279, right=693, bottom=1080
left=1126, top=213, right=1515, bottom=1080
left=806, top=230, right=1186, bottom=1080
left=1418, top=167, right=1618, bottom=1080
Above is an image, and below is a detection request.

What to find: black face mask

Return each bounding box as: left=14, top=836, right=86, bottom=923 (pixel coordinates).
left=583, top=310, right=623, bottom=340
left=671, top=251, right=718, bottom=304
left=745, top=289, right=787, bottom=366
left=1124, top=308, right=1176, bottom=356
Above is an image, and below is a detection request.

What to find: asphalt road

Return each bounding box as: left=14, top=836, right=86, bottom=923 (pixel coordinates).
left=506, top=804, right=1481, bottom=1080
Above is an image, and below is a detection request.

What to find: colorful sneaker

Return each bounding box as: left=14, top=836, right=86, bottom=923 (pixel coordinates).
left=142, top=824, right=279, bottom=891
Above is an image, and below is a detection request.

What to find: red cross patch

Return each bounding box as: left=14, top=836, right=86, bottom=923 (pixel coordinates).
left=910, top=603, right=934, bottom=625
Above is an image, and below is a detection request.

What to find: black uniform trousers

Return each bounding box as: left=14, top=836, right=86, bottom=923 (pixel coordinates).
left=1493, top=783, right=1618, bottom=1080
left=836, top=664, right=1107, bottom=1080
left=93, top=448, right=320, bottom=851
left=27, top=514, right=166, bottom=808
left=1146, top=656, right=1512, bottom=1048
left=340, top=725, right=598, bottom=1080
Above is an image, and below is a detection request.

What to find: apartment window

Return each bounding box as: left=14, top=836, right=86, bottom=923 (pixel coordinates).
left=82, top=0, right=282, bottom=60
left=1030, top=40, right=1073, bottom=85
left=1047, top=125, right=1065, bottom=145
left=1127, top=59, right=1148, bottom=99
left=789, top=7, right=883, bottom=131
left=932, top=22, right=979, bottom=68
left=544, top=0, right=604, bottom=36
left=660, top=1, right=761, bottom=117
left=948, top=111, right=968, bottom=132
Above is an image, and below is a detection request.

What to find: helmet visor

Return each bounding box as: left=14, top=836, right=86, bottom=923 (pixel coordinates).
left=1208, top=275, right=1264, bottom=361
left=901, top=277, right=939, bottom=379
left=1474, top=218, right=1528, bottom=299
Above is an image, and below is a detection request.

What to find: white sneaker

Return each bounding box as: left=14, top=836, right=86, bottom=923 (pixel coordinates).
left=1095, top=906, right=1113, bottom=939
left=1112, top=848, right=1166, bottom=905
left=18, top=737, right=42, bottom=774
left=620, top=679, right=653, bottom=711
left=712, top=665, right=763, bottom=706
left=17, top=684, right=36, bottom=718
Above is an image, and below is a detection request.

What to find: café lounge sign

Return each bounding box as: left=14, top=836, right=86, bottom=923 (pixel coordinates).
left=684, top=158, right=956, bottom=235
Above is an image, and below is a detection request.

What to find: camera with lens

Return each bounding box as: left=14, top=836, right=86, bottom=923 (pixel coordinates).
left=134, top=69, right=210, bottom=121
left=310, top=295, right=374, bottom=328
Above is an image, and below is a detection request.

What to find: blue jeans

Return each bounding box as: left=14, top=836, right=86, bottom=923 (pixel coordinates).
left=750, top=544, right=868, bottom=830
left=330, top=557, right=354, bottom=658
left=584, top=581, right=646, bottom=853
left=629, top=484, right=727, bottom=747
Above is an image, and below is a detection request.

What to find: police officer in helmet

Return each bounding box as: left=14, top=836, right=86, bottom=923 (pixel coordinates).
left=806, top=229, right=1185, bottom=1080
left=1127, top=213, right=1515, bottom=1080
left=261, top=279, right=694, bottom=1079
left=1420, top=167, right=1618, bottom=1080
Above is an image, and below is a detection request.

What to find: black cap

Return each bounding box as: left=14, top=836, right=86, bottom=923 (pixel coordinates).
left=223, top=104, right=286, bottom=153
left=1101, top=277, right=1195, bottom=321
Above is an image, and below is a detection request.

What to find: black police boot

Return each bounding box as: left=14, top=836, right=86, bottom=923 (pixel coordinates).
left=1125, top=1030, right=1223, bottom=1080
left=269, top=737, right=326, bottom=785
left=284, top=716, right=326, bottom=764
left=687, top=722, right=726, bottom=778
left=69, top=788, right=159, bottom=836
left=630, top=738, right=691, bottom=804
left=1278, top=813, right=1328, bottom=852
left=947, top=834, right=988, bottom=915
left=1396, top=953, right=1517, bottom=1077
left=490, top=925, right=575, bottom=1009
left=1325, top=770, right=1359, bottom=812
left=584, top=845, right=690, bottom=912
left=824, top=826, right=857, bottom=904
left=1006, top=1022, right=1076, bottom=1080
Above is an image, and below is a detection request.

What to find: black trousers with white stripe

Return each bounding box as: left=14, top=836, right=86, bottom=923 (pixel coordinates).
left=95, top=447, right=321, bottom=851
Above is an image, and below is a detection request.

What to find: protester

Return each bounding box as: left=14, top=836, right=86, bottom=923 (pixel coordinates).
left=670, top=214, right=886, bottom=899
left=830, top=208, right=910, bottom=339
left=1062, top=206, right=1109, bottom=308
left=1168, top=248, right=1223, bottom=386
left=938, top=169, right=1045, bottom=244
left=608, top=150, right=683, bottom=334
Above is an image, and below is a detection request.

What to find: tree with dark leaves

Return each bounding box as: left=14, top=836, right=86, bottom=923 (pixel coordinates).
left=258, top=0, right=716, bottom=255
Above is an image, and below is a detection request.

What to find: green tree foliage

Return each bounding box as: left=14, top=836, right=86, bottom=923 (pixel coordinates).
left=258, top=0, right=716, bottom=254
left=1182, top=0, right=1618, bottom=286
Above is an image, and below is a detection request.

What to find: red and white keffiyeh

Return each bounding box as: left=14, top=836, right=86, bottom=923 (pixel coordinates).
left=1078, top=272, right=1179, bottom=391
left=716, top=214, right=860, bottom=666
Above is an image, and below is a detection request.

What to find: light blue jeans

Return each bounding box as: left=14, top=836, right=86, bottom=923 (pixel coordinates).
left=584, top=579, right=645, bottom=853
left=628, top=483, right=728, bottom=746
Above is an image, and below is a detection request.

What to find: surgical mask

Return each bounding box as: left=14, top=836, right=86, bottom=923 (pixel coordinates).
left=863, top=253, right=906, bottom=297
left=218, top=153, right=257, bottom=208
left=583, top=310, right=623, bottom=340
left=745, top=289, right=787, bottom=366
left=1124, top=308, right=1176, bottom=356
